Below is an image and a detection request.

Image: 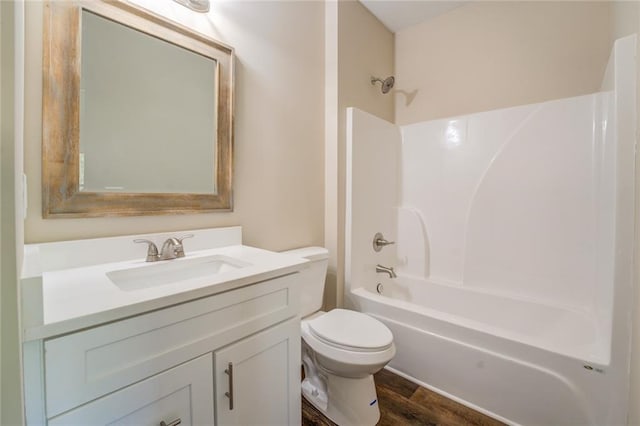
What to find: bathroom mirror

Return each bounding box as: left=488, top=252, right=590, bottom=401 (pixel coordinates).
left=42, top=0, right=234, bottom=217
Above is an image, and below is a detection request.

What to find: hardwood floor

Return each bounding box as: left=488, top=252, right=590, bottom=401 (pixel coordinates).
left=302, top=369, right=505, bottom=426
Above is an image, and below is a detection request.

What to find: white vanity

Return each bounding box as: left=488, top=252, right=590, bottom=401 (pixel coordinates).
left=21, top=226, right=307, bottom=425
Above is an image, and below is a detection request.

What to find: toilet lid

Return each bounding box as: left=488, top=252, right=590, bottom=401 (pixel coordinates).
left=308, top=309, right=393, bottom=350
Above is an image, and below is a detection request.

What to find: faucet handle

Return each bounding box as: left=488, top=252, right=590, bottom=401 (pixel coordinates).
left=373, top=232, right=395, bottom=252
left=134, top=239, right=160, bottom=262
left=172, top=234, right=194, bottom=258
left=177, top=234, right=194, bottom=244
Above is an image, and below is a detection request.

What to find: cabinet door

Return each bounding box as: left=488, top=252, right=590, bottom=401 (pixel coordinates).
left=48, top=353, right=214, bottom=426
left=215, top=318, right=301, bottom=426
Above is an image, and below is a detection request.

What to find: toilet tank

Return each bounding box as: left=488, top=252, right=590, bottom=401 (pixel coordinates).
left=281, top=247, right=329, bottom=317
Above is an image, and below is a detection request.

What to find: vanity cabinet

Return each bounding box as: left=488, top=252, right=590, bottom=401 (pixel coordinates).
left=26, top=273, right=302, bottom=425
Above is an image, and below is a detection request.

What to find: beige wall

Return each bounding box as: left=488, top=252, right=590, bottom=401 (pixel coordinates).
left=1, top=1, right=23, bottom=424
left=611, top=3, right=640, bottom=425
left=16, top=1, right=638, bottom=424
left=324, top=0, right=394, bottom=308
left=395, top=1, right=613, bottom=124
left=24, top=0, right=325, bottom=251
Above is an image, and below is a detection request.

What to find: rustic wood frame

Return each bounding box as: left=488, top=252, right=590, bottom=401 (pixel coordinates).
left=42, top=0, right=234, bottom=218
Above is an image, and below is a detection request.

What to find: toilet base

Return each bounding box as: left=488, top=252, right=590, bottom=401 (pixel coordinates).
left=302, top=373, right=380, bottom=426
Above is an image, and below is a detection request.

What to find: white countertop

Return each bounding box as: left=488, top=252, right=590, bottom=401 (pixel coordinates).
left=21, top=227, right=309, bottom=341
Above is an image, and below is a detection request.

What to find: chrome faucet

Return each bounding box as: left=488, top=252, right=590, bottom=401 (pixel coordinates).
left=160, top=238, right=183, bottom=260
left=134, top=234, right=194, bottom=262
left=376, top=264, right=397, bottom=278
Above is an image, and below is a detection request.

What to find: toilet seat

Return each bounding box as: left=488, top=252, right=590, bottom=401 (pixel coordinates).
left=301, top=310, right=396, bottom=376
left=308, top=309, right=393, bottom=352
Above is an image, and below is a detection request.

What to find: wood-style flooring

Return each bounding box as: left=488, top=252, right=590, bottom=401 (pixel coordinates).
left=302, top=369, right=505, bottom=426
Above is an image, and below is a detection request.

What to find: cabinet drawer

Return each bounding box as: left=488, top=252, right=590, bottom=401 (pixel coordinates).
left=45, top=273, right=299, bottom=418
left=48, top=353, right=214, bottom=426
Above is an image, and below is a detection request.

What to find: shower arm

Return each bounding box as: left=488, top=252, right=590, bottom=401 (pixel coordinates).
left=370, top=75, right=395, bottom=94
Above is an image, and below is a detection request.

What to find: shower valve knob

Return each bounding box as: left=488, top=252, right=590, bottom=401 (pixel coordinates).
left=373, top=232, right=395, bottom=252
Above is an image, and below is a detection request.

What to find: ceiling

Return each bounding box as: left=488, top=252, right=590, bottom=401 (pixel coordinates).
left=359, top=1, right=468, bottom=33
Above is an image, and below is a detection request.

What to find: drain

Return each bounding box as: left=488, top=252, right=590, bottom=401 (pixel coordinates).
left=376, top=283, right=384, bottom=294
left=583, top=364, right=604, bottom=373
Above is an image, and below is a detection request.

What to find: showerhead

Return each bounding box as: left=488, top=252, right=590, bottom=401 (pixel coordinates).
left=371, top=76, right=395, bottom=94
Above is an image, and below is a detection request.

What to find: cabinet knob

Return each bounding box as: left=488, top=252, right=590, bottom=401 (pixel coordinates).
left=160, top=419, right=181, bottom=426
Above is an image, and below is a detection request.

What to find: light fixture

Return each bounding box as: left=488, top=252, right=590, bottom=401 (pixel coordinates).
left=173, top=0, right=210, bottom=13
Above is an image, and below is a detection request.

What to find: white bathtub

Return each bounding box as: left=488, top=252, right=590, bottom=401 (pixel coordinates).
left=349, top=278, right=619, bottom=426
left=345, top=35, right=635, bottom=425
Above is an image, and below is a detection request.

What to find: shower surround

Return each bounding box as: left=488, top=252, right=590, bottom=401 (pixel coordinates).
left=345, top=35, right=635, bottom=425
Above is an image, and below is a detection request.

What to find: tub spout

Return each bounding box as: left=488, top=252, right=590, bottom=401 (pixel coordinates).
left=376, top=264, right=397, bottom=278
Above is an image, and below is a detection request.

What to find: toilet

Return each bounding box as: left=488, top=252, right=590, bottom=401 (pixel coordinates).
left=282, top=247, right=396, bottom=426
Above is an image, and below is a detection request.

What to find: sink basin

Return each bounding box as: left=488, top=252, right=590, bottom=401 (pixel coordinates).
left=107, top=255, right=251, bottom=291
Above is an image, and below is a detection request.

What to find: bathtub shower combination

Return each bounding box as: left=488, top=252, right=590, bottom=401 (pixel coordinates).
left=345, top=36, right=636, bottom=425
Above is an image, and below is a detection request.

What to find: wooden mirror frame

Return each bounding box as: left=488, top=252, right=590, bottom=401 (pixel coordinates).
left=42, top=0, right=234, bottom=218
